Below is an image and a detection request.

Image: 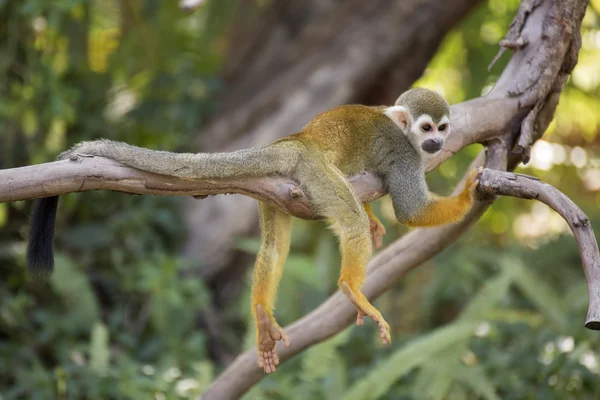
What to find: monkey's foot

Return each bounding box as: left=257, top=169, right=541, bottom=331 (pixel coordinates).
left=340, top=281, right=391, bottom=344
left=255, top=304, right=290, bottom=374
left=369, top=216, right=387, bottom=249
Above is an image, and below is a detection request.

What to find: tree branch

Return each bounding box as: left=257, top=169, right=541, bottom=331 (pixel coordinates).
left=0, top=95, right=518, bottom=208
left=478, top=169, right=600, bottom=329
left=0, top=156, right=384, bottom=221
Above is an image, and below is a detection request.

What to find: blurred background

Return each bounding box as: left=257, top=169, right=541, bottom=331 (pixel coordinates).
left=1, top=0, right=600, bottom=399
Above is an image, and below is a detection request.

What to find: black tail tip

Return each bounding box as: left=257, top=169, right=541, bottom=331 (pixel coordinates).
left=26, top=248, right=54, bottom=280
left=27, top=196, right=59, bottom=281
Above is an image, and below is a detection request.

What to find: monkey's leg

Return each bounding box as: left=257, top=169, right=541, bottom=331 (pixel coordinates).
left=302, top=164, right=391, bottom=345
left=364, top=204, right=386, bottom=249
left=337, top=227, right=391, bottom=344
left=251, top=202, right=292, bottom=374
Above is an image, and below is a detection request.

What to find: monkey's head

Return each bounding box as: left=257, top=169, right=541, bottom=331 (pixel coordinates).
left=384, top=88, right=451, bottom=155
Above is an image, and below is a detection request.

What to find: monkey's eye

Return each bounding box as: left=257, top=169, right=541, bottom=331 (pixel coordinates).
left=422, top=124, right=432, bottom=132
left=438, top=124, right=447, bottom=132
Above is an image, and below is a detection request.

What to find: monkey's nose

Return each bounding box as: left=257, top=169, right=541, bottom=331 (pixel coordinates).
left=421, top=138, right=444, bottom=153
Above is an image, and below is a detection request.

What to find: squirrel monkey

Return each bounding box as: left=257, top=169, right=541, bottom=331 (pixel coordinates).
left=27, top=88, right=478, bottom=373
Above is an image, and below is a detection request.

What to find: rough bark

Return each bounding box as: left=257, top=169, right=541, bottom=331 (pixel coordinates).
left=0, top=157, right=383, bottom=220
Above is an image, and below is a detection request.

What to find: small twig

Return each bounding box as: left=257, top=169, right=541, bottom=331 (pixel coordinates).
left=478, top=169, right=600, bottom=329
left=488, top=0, right=542, bottom=71
left=488, top=36, right=528, bottom=71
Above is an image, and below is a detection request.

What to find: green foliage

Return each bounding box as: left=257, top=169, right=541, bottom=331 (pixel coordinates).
left=1, top=0, right=231, bottom=398
left=1, top=0, right=600, bottom=399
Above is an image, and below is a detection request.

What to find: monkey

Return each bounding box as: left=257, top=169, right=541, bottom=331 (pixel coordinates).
left=26, top=88, right=479, bottom=374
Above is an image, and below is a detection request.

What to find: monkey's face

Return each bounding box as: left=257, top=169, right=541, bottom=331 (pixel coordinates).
left=383, top=105, right=450, bottom=156
left=412, top=114, right=450, bottom=154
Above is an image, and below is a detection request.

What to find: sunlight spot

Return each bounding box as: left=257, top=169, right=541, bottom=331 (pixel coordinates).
left=175, top=378, right=201, bottom=396
left=552, top=143, right=566, bottom=164
left=583, top=169, right=600, bottom=191
left=557, top=336, right=575, bottom=353
left=180, top=0, right=207, bottom=9
left=530, top=140, right=554, bottom=170
left=475, top=322, right=491, bottom=337
left=531, top=202, right=551, bottom=223
left=32, top=17, right=47, bottom=32
left=164, top=367, right=182, bottom=382
left=570, top=147, right=588, bottom=168
left=514, top=214, right=536, bottom=238
left=580, top=351, right=600, bottom=373
left=105, top=86, right=138, bottom=122
left=142, top=365, right=156, bottom=375
left=572, top=65, right=600, bottom=91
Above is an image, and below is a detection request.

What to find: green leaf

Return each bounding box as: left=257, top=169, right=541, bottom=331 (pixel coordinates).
left=454, top=365, right=500, bottom=400
left=51, top=255, right=99, bottom=329
left=342, top=322, right=478, bottom=400
left=503, top=258, right=568, bottom=331
left=459, top=271, right=512, bottom=321
left=90, top=322, right=110, bottom=376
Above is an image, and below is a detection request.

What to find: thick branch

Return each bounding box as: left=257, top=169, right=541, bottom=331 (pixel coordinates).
left=478, top=169, right=600, bottom=329
left=0, top=156, right=384, bottom=220
left=0, top=95, right=518, bottom=208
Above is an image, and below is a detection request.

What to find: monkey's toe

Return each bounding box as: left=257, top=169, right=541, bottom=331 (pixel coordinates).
left=255, top=304, right=290, bottom=374
left=369, top=218, right=387, bottom=249
left=258, top=350, right=280, bottom=374
left=378, top=318, right=391, bottom=345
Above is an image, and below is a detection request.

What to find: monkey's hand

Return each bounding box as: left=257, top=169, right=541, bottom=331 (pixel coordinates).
left=464, top=167, right=482, bottom=200
left=256, top=304, right=290, bottom=374
left=340, top=281, right=391, bottom=345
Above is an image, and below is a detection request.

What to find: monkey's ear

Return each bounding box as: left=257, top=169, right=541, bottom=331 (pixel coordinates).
left=384, top=106, right=410, bottom=131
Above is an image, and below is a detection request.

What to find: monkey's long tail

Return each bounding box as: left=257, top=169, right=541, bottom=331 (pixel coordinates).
left=59, top=139, right=295, bottom=180
left=27, top=139, right=299, bottom=278
left=27, top=196, right=58, bottom=279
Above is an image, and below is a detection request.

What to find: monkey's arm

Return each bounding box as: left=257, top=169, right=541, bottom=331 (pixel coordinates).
left=386, top=163, right=477, bottom=228
left=404, top=183, right=475, bottom=227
